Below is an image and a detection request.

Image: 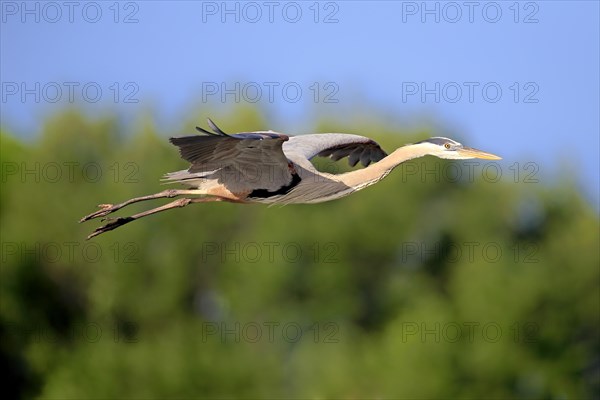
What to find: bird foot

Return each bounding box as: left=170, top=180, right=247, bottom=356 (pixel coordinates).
left=79, top=204, right=122, bottom=223
left=86, top=217, right=134, bottom=240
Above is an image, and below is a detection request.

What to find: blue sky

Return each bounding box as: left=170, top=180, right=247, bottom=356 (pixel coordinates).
left=1, top=1, right=599, bottom=206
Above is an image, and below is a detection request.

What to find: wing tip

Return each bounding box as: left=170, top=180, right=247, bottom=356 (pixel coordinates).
left=187, top=118, right=230, bottom=137
left=206, top=118, right=229, bottom=136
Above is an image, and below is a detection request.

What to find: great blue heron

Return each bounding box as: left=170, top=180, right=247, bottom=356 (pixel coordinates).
left=80, top=119, right=501, bottom=239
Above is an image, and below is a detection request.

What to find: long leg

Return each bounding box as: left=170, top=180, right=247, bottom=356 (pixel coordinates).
left=85, top=196, right=225, bottom=240
left=80, top=189, right=202, bottom=223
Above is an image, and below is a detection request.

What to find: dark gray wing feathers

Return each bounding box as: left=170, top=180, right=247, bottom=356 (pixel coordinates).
left=169, top=135, right=225, bottom=167
left=169, top=120, right=294, bottom=192
left=315, top=141, right=387, bottom=167
left=171, top=118, right=290, bottom=170
left=194, top=118, right=230, bottom=137
left=206, top=118, right=229, bottom=136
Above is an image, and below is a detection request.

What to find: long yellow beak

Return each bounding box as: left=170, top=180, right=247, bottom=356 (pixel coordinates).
left=458, top=146, right=502, bottom=160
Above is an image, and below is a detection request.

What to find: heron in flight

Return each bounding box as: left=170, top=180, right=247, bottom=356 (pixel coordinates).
left=81, top=119, right=501, bottom=239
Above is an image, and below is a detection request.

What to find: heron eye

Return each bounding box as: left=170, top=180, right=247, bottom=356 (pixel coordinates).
left=444, top=143, right=451, bottom=149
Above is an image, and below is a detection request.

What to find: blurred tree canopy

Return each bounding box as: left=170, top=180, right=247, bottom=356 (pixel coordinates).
left=1, top=107, right=598, bottom=399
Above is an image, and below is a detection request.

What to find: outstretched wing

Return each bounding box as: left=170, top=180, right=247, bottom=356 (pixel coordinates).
left=169, top=119, right=294, bottom=192
left=284, top=133, right=388, bottom=168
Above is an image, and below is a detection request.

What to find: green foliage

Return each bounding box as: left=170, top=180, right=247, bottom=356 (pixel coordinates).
left=1, top=107, right=598, bottom=399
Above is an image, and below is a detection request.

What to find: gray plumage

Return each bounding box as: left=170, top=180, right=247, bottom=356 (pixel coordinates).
left=165, top=119, right=389, bottom=204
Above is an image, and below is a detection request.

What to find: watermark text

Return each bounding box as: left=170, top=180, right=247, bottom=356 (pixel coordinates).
left=2, top=81, right=140, bottom=104
left=2, top=241, right=140, bottom=264
left=1, top=1, right=140, bottom=23
left=202, top=321, right=340, bottom=343
left=201, top=1, right=340, bottom=23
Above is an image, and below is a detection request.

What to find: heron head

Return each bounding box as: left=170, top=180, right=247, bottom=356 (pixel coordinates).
left=416, top=137, right=502, bottom=160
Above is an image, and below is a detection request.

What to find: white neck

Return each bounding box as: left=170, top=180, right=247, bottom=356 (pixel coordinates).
left=338, top=143, right=435, bottom=189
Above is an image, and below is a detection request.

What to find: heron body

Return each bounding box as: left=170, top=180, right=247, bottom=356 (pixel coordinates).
left=81, top=119, right=501, bottom=238
left=164, top=132, right=381, bottom=205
